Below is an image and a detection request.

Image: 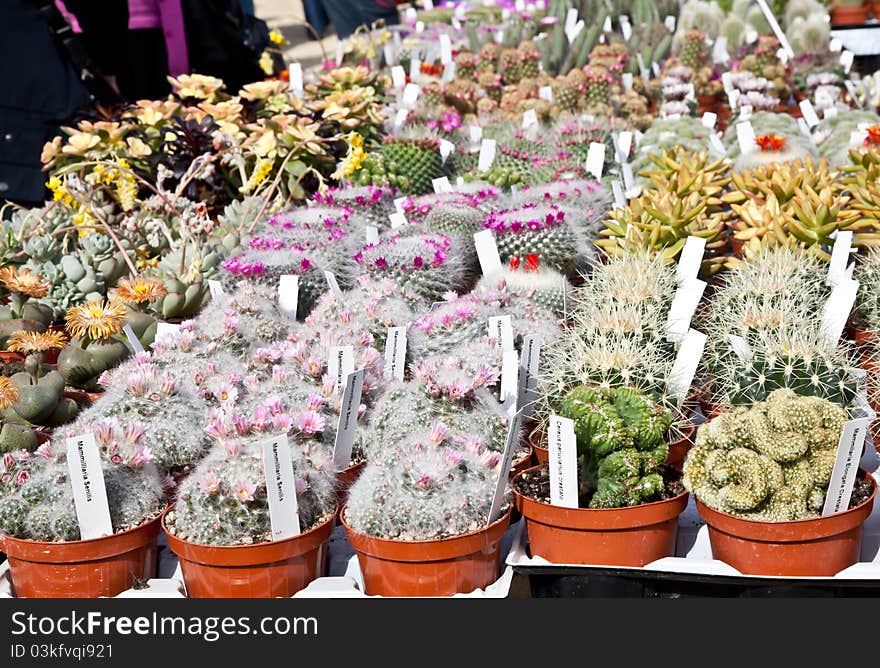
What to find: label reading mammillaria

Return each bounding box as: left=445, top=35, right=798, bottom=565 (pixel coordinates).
left=487, top=315, right=514, bottom=351
left=548, top=416, right=579, bottom=509
left=66, top=433, right=112, bottom=540
left=473, top=229, right=503, bottom=277
left=822, top=418, right=870, bottom=516
left=328, top=345, right=354, bottom=393
left=261, top=435, right=301, bottom=539
left=487, top=409, right=525, bottom=524
left=667, top=328, right=707, bottom=404
left=277, top=275, right=299, bottom=321
left=383, top=326, right=407, bottom=381
left=122, top=324, right=145, bottom=354
left=332, top=369, right=365, bottom=470
left=517, top=335, right=541, bottom=418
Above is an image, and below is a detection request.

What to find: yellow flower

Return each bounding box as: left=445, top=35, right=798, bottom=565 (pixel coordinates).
left=0, top=377, right=21, bottom=412
left=62, top=132, right=100, bottom=155
left=239, top=80, right=287, bottom=101
left=170, top=73, right=226, bottom=100
left=331, top=133, right=366, bottom=180
left=240, top=158, right=274, bottom=194
left=65, top=300, right=127, bottom=340
left=113, top=277, right=167, bottom=305
left=7, top=330, right=69, bottom=354
left=0, top=267, right=50, bottom=299
left=269, top=30, right=285, bottom=45
left=125, top=137, right=152, bottom=157
left=251, top=130, right=278, bottom=158
left=259, top=51, right=274, bottom=76
left=41, top=136, right=62, bottom=164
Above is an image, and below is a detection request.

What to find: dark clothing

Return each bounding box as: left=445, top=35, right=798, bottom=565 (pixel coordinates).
left=0, top=1, right=90, bottom=205
left=320, top=0, right=398, bottom=39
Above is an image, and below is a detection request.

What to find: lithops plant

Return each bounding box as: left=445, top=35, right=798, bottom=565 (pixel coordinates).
left=57, top=300, right=131, bottom=391
left=0, top=267, right=54, bottom=348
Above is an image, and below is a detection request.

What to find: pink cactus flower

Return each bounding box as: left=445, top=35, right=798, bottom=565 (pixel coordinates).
left=199, top=471, right=220, bottom=495
left=233, top=480, right=256, bottom=503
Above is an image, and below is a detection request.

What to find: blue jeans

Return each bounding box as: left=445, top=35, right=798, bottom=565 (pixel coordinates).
left=320, top=0, right=398, bottom=38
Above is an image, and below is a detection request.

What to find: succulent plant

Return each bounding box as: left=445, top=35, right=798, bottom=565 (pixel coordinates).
left=0, top=267, right=54, bottom=348
left=57, top=300, right=131, bottom=391
left=162, top=396, right=337, bottom=545
left=683, top=389, right=847, bottom=521
left=0, top=417, right=165, bottom=541
left=557, top=385, right=674, bottom=508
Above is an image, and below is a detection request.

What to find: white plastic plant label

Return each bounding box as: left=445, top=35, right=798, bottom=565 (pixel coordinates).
left=712, top=35, right=730, bottom=64
left=500, top=349, right=519, bottom=415
left=841, top=50, right=854, bottom=74
left=415, top=20, right=425, bottom=33
left=323, top=270, right=344, bottom=298
left=539, top=86, right=553, bottom=102
left=800, top=99, right=821, bottom=127
left=820, top=277, right=859, bottom=349
left=651, top=61, right=661, bottom=77
left=517, top=334, right=541, bottom=417
left=261, top=435, right=301, bottom=539
left=701, top=112, right=717, bottom=129
left=332, top=370, right=365, bottom=470
left=822, top=417, right=870, bottom=516
left=522, top=109, right=538, bottom=130
left=495, top=29, right=505, bottom=44
left=736, top=121, right=757, bottom=155
left=636, top=53, right=648, bottom=80
left=667, top=328, right=707, bottom=404
left=207, top=280, right=224, bottom=299
left=122, top=324, right=145, bottom=354
left=753, top=0, right=794, bottom=57
left=469, top=125, right=483, bottom=143
left=393, top=108, right=408, bottom=129
left=666, top=278, right=707, bottom=341
left=707, top=133, right=727, bottom=156
left=335, top=42, right=343, bottom=65
left=620, top=15, right=632, bottom=41
left=745, top=28, right=758, bottom=44
left=441, top=60, right=456, bottom=84
left=739, top=104, right=752, bottom=121
left=153, top=322, right=181, bottom=346
left=826, top=230, right=854, bottom=287
left=277, top=274, right=299, bottom=321
left=824, top=107, right=838, bottom=120
left=404, top=7, right=417, bottom=22
left=616, top=131, right=633, bottom=163
left=676, top=236, right=707, bottom=284
left=611, top=180, right=626, bottom=209
left=328, top=345, right=355, bottom=392
left=473, top=229, right=503, bottom=277
left=665, top=15, right=676, bottom=32
left=439, top=34, right=453, bottom=65
left=621, top=162, right=635, bottom=190
left=365, top=226, right=380, bottom=245
left=721, top=71, right=734, bottom=95
left=478, top=138, right=497, bottom=171
left=602, top=15, right=612, bottom=33
left=851, top=129, right=868, bottom=147
left=548, top=415, right=579, bottom=509
left=487, top=315, right=515, bottom=351
left=423, top=0, right=434, bottom=9
left=383, top=42, right=395, bottom=65
left=439, top=139, right=455, bottom=165
left=402, top=83, right=421, bottom=108
left=391, top=65, right=406, bottom=89
left=797, top=117, right=812, bottom=137
left=776, top=47, right=789, bottom=65
left=487, top=409, right=525, bottom=524
left=431, top=176, right=452, bottom=193
left=830, top=38, right=842, bottom=52
left=393, top=196, right=407, bottom=213
left=621, top=73, right=633, bottom=91
left=66, top=433, right=112, bottom=540
left=288, top=63, right=304, bottom=98
left=383, top=326, right=408, bottom=381
left=586, top=142, right=605, bottom=180
left=728, top=334, right=751, bottom=361
left=409, top=57, right=421, bottom=79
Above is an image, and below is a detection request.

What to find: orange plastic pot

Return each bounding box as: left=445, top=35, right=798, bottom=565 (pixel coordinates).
left=853, top=327, right=877, bottom=347
left=335, top=461, right=365, bottom=506
left=510, top=447, right=534, bottom=480
left=696, top=473, right=877, bottom=576
left=665, top=423, right=696, bottom=469
left=340, top=506, right=512, bottom=596
left=514, top=466, right=688, bottom=566
left=831, top=5, right=870, bottom=25
left=163, top=506, right=335, bottom=598
left=1, top=515, right=161, bottom=598
left=0, top=350, right=24, bottom=363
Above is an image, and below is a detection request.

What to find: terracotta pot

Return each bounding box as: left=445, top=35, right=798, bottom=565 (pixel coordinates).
left=700, top=399, right=725, bottom=421
left=831, top=5, right=870, bottom=25
left=340, top=506, right=512, bottom=596
left=696, top=473, right=877, bottom=576
left=1, top=515, right=161, bottom=598
left=514, top=466, right=689, bottom=566
left=62, top=389, right=94, bottom=408
left=697, top=94, right=717, bottom=115
left=853, top=327, right=877, bottom=347
left=335, top=461, right=365, bottom=506
left=163, top=506, right=335, bottom=598
left=85, top=391, right=104, bottom=404
left=874, top=1, right=880, bottom=18
left=0, top=350, right=24, bottom=363
left=510, top=446, right=534, bottom=480
left=527, top=421, right=549, bottom=465
left=665, top=423, right=696, bottom=469
left=532, top=441, right=549, bottom=465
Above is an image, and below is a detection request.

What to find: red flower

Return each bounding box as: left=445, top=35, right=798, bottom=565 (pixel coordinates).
left=865, top=125, right=880, bottom=147
left=525, top=254, right=540, bottom=272
left=756, top=134, right=786, bottom=152
left=413, top=256, right=424, bottom=268
left=509, top=256, right=521, bottom=270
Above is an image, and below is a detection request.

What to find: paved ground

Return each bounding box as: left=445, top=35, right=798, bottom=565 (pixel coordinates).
left=254, top=0, right=340, bottom=69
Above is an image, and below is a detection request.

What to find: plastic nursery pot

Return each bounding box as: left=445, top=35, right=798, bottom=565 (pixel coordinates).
left=510, top=446, right=534, bottom=480
left=0, top=350, right=24, bottom=363
left=664, top=423, right=696, bottom=469
left=528, top=422, right=549, bottom=465
left=62, top=389, right=94, bottom=408
left=695, top=473, right=877, bottom=577
left=335, top=461, right=365, bottom=506
left=830, top=5, right=870, bottom=25
left=513, top=466, right=689, bottom=567
left=0, top=515, right=161, bottom=598
left=340, top=506, right=512, bottom=597
left=162, top=506, right=336, bottom=598
left=852, top=327, right=877, bottom=347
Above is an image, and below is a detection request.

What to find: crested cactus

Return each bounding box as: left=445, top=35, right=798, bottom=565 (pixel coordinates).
left=683, top=389, right=846, bottom=521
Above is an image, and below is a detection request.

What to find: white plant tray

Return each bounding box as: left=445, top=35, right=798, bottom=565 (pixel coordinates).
left=507, top=443, right=880, bottom=581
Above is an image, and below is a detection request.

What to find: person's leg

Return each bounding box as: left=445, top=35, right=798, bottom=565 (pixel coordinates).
left=116, top=28, right=171, bottom=100
left=320, top=0, right=399, bottom=39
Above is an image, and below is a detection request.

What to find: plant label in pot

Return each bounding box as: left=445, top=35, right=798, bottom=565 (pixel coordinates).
left=823, top=417, right=871, bottom=516
left=667, top=328, right=707, bottom=404
left=328, top=345, right=354, bottom=393
left=517, top=335, right=541, bottom=418
left=66, top=433, right=112, bottom=539
left=333, top=369, right=365, bottom=470
left=488, top=409, right=525, bottom=523
left=278, top=275, right=299, bottom=321
left=383, top=326, right=408, bottom=381
left=474, top=229, right=502, bottom=277
left=548, top=416, right=578, bottom=509
left=261, top=435, right=301, bottom=539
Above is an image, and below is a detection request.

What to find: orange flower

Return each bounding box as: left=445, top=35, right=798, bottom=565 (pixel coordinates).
left=756, top=134, right=786, bottom=152
left=113, top=277, right=167, bottom=305
left=865, top=125, right=880, bottom=146
left=0, top=377, right=20, bottom=412
left=0, top=267, right=50, bottom=299
left=7, top=330, right=68, bottom=354
left=65, top=300, right=126, bottom=340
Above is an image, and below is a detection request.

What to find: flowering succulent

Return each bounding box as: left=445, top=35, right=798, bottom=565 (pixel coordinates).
left=58, top=300, right=131, bottom=391
left=0, top=267, right=54, bottom=347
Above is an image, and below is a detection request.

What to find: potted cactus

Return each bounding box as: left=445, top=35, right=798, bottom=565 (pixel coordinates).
left=684, top=389, right=877, bottom=576
left=162, top=396, right=337, bottom=598
left=0, top=267, right=54, bottom=354
left=340, top=421, right=512, bottom=596
left=514, top=385, right=689, bottom=567
left=0, top=417, right=166, bottom=597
